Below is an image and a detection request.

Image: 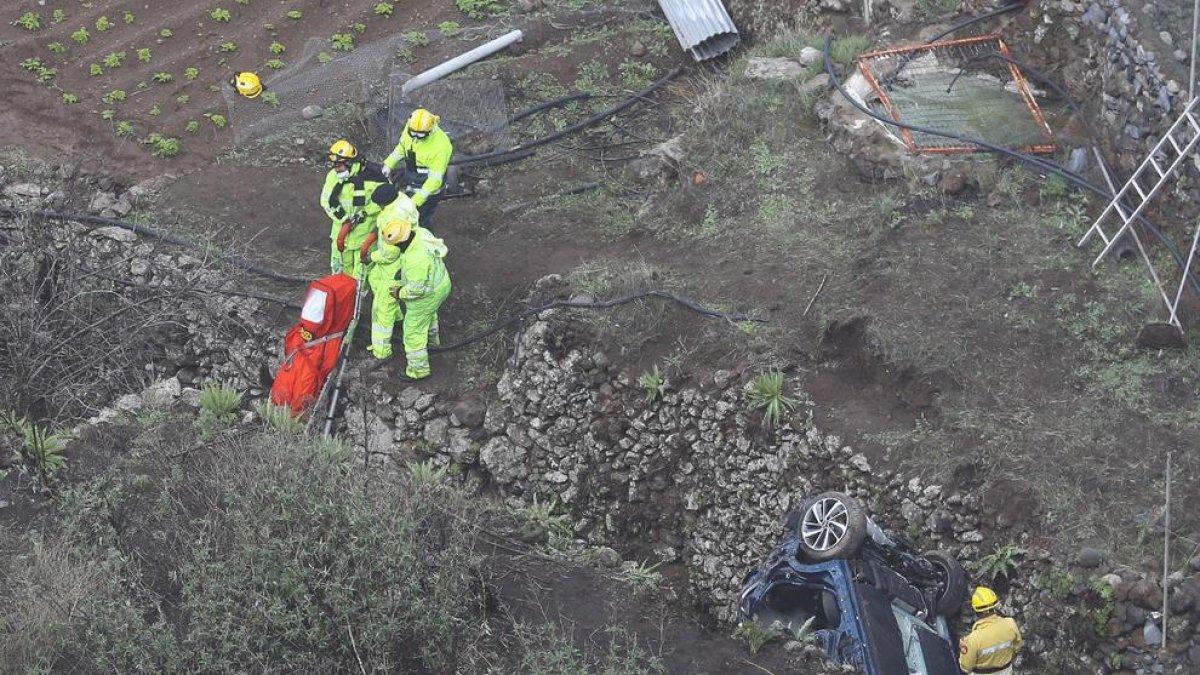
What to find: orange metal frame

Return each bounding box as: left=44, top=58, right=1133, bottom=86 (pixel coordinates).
left=856, top=34, right=1056, bottom=155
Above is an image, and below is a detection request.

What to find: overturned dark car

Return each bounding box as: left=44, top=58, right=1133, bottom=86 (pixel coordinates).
left=738, top=491, right=968, bottom=675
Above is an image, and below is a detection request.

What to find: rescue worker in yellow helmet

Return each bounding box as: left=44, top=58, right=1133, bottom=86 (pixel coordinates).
left=959, top=586, right=1023, bottom=675
left=229, top=72, right=263, bottom=99
left=321, top=139, right=388, bottom=278
left=360, top=206, right=450, bottom=380
left=381, top=108, right=454, bottom=229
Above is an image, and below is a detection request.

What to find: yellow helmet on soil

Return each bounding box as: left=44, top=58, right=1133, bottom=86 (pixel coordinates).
left=408, top=108, right=438, bottom=135
left=328, top=139, right=359, bottom=165
left=381, top=220, right=413, bottom=246
left=230, top=71, right=262, bottom=99
left=971, top=586, right=1000, bottom=613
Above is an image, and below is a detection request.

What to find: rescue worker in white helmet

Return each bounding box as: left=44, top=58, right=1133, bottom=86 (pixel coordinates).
left=381, top=108, right=453, bottom=230
left=959, top=586, right=1023, bottom=675
left=359, top=196, right=449, bottom=381
left=321, top=139, right=388, bottom=278
left=229, top=72, right=263, bottom=99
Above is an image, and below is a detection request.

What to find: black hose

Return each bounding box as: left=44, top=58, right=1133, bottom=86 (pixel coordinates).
left=0, top=206, right=310, bottom=284
left=429, top=289, right=766, bottom=354
left=508, top=91, right=593, bottom=124
left=880, top=3, right=1026, bottom=88
left=822, top=38, right=1200, bottom=294
left=451, top=68, right=683, bottom=167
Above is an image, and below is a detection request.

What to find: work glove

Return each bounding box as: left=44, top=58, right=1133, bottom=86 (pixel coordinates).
left=359, top=231, right=378, bottom=264
left=336, top=222, right=352, bottom=252
left=381, top=164, right=392, bottom=179
left=411, top=190, right=427, bottom=208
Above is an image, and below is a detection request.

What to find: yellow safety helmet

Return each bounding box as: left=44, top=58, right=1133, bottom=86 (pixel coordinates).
left=230, top=71, right=262, bottom=99
left=407, top=108, right=438, bottom=135
left=328, top=139, right=359, bottom=164
left=381, top=219, right=413, bottom=246
left=971, top=586, right=1000, bottom=613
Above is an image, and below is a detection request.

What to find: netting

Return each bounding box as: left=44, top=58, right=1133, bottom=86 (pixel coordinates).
left=222, top=32, right=511, bottom=155
left=856, top=35, right=1056, bottom=154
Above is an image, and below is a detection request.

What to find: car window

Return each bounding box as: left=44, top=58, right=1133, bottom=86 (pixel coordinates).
left=890, top=603, right=944, bottom=675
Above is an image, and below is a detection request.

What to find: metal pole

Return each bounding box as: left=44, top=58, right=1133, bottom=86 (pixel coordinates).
left=1191, top=0, right=1199, bottom=101
left=1161, top=451, right=1172, bottom=655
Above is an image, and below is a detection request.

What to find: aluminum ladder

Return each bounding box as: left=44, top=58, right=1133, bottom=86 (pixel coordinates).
left=1078, top=97, right=1200, bottom=264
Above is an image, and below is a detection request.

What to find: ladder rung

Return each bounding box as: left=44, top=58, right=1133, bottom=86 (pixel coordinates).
left=1168, top=134, right=1184, bottom=154
left=1131, top=180, right=1148, bottom=201
left=1149, top=157, right=1165, bottom=178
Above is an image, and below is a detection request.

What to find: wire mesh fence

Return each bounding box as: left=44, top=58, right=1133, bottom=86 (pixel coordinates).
left=856, top=35, right=1056, bottom=154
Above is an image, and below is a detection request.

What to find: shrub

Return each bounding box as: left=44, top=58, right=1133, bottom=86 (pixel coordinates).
left=261, top=91, right=280, bottom=107
left=747, top=370, right=798, bottom=428
left=152, top=71, right=173, bottom=83
left=103, top=51, right=126, bottom=68
left=269, top=40, right=285, bottom=54
left=317, top=51, right=332, bottom=64
left=102, top=89, right=127, bottom=104
left=733, top=621, right=777, bottom=654
left=218, top=42, right=238, bottom=52
left=71, top=28, right=90, bottom=44
left=0, top=411, right=68, bottom=488
left=264, top=58, right=285, bottom=70
left=89, top=63, right=103, bottom=76
left=148, top=105, right=161, bottom=117
left=977, top=543, right=1025, bottom=581
left=47, top=41, right=67, bottom=54
left=456, top=0, right=502, bottom=19
left=211, top=8, right=232, bottom=22
left=438, top=21, right=462, bottom=36
left=160, top=28, right=173, bottom=38
left=61, top=92, right=78, bottom=104
left=375, top=2, right=395, bottom=16
left=639, top=365, right=664, bottom=403
left=205, top=113, right=228, bottom=128
left=185, top=120, right=200, bottom=133
left=115, top=120, right=135, bottom=137
left=197, top=382, right=241, bottom=424
left=52, top=9, right=66, bottom=24
left=405, top=30, right=430, bottom=47
left=330, top=33, right=354, bottom=51
left=137, top=47, right=152, bottom=62
left=254, top=402, right=304, bottom=435
left=95, top=15, right=112, bottom=32
left=176, top=94, right=189, bottom=105
left=287, top=10, right=303, bottom=19
left=123, top=10, right=135, bottom=24
left=184, top=67, right=200, bottom=80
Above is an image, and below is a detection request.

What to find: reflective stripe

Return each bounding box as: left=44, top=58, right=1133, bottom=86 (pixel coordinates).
left=426, top=170, right=443, bottom=181
left=979, top=642, right=1013, bottom=656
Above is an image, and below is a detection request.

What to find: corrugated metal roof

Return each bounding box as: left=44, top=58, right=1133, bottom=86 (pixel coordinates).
left=657, top=0, right=740, bottom=61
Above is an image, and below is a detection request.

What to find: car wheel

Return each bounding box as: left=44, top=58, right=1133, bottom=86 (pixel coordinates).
left=795, top=491, right=868, bottom=562
left=924, top=550, right=967, bottom=617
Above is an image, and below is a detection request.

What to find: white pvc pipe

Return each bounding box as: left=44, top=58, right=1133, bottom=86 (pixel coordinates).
left=402, top=29, right=523, bottom=96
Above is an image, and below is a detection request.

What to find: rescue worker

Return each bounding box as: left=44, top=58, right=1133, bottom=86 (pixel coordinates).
left=959, top=586, right=1023, bottom=675
left=321, top=139, right=387, bottom=277
left=381, top=108, right=453, bottom=229
left=229, top=72, right=263, bottom=99
left=360, top=215, right=450, bottom=381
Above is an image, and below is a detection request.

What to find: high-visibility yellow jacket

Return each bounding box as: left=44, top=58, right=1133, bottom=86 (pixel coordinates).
left=369, top=227, right=449, bottom=301
left=320, top=161, right=387, bottom=223
left=959, top=614, right=1023, bottom=674
left=382, top=124, right=453, bottom=207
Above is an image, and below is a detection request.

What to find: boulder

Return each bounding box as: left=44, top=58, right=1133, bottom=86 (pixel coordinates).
left=796, top=73, right=831, bottom=98
left=1127, top=578, right=1162, bottom=610
left=744, top=57, right=806, bottom=81
left=5, top=182, right=45, bottom=198
left=480, top=436, right=528, bottom=484
left=301, top=105, right=324, bottom=120
left=1075, top=547, right=1106, bottom=569
left=90, top=226, right=137, bottom=243
left=88, top=191, right=117, bottom=214
left=450, top=400, right=486, bottom=428
left=798, top=46, right=822, bottom=67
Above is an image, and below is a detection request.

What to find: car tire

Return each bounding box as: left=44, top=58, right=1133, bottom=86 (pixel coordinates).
left=924, top=550, right=967, bottom=617
left=795, top=491, right=868, bottom=562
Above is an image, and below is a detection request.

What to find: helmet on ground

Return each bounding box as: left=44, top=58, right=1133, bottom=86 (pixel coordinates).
left=971, top=586, right=1000, bottom=613
left=328, top=139, right=359, bottom=165
left=407, top=108, right=438, bottom=136
left=230, top=72, right=262, bottom=99
left=371, top=184, right=399, bottom=206
left=381, top=220, right=413, bottom=246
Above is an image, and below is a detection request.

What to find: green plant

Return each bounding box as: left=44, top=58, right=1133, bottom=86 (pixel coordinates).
left=287, top=10, right=303, bottom=19
left=102, top=89, right=127, bottom=104
left=405, top=30, right=430, bottom=47
left=95, top=16, right=112, bottom=32
left=830, top=34, right=870, bottom=67
left=621, top=560, right=662, bottom=588
left=639, top=365, right=665, bottom=403
left=103, top=51, right=126, bottom=68
left=52, top=9, right=66, bottom=24
left=977, top=543, right=1025, bottom=581
left=1089, top=575, right=1116, bottom=635
left=317, top=51, right=332, bottom=64
left=374, top=2, right=395, bottom=16
left=123, top=10, right=135, bottom=24
left=19, top=57, right=42, bottom=72
left=211, top=8, right=232, bottom=22
left=115, top=120, right=134, bottom=137
left=62, top=92, right=78, bottom=104
left=160, top=28, right=173, bottom=38
left=184, top=67, right=199, bottom=80
left=519, top=495, right=573, bottom=546
left=47, top=41, right=67, bottom=54
left=137, top=48, right=152, bottom=62
left=1039, top=173, right=1070, bottom=201
left=185, top=120, right=200, bottom=133
left=438, top=21, right=462, bottom=36
left=35, top=66, right=57, bottom=83
left=71, top=28, right=90, bottom=44
left=1044, top=566, right=1079, bottom=600
left=101, top=109, right=115, bottom=121
left=261, top=91, right=279, bottom=107
left=269, top=40, right=285, bottom=54
left=408, top=459, right=448, bottom=486
left=176, top=94, right=190, bottom=105
left=330, top=33, right=354, bottom=51
left=1, top=411, right=68, bottom=488
left=205, top=113, right=227, bottom=128
left=618, top=60, right=657, bottom=90
left=218, top=42, right=237, bottom=52
left=148, top=105, right=161, bottom=117
left=747, top=370, right=798, bottom=428
left=152, top=71, right=173, bottom=84
left=14, top=12, right=42, bottom=31
left=235, top=0, right=250, bottom=4
left=264, top=58, right=285, bottom=70
left=456, top=0, right=501, bottom=19
left=89, top=63, right=103, bottom=76
left=254, top=402, right=305, bottom=435
left=197, top=382, right=241, bottom=427
left=733, top=621, right=777, bottom=654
